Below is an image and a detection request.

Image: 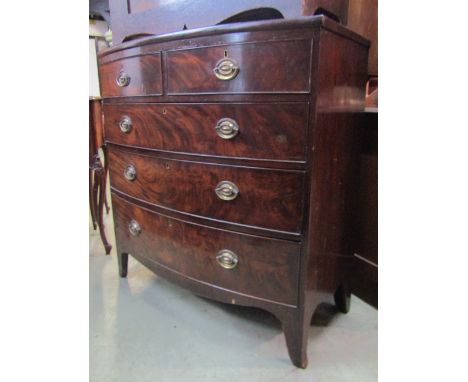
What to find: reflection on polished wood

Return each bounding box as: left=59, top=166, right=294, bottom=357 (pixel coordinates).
left=99, top=16, right=369, bottom=368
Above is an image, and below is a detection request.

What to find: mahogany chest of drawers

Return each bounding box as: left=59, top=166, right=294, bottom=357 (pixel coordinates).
left=98, top=16, right=369, bottom=368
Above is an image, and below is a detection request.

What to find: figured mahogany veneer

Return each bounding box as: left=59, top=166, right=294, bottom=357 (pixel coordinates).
left=112, top=194, right=301, bottom=306
left=98, top=16, right=369, bottom=369
left=108, top=146, right=305, bottom=234
left=166, top=39, right=312, bottom=94
left=103, top=102, right=308, bottom=161
left=99, top=53, right=162, bottom=97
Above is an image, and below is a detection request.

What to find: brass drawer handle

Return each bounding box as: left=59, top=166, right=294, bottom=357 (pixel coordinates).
left=215, top=118, right=239, bottom=140
left=116, top=71, right=131, bottom=87
left=124, top=164, right=137, bottom=181
left=213, top=58, right=239, bottom=81
left=215, top=181, right=239, bottom=201
left=128, top=219, right=141, bottom=236
left=119, top=116, right=132, bottom=133
left=216, top=249, right=238, bottom=269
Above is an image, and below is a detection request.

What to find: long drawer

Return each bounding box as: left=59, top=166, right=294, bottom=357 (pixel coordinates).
left=112, top=194, right=300, bottom=306
left=108, top=146, right=305, bottom=234
left=104, top=103, right=308, bottom=161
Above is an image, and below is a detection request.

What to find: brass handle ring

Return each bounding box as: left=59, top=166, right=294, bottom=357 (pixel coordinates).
left=213, top=58, right=239, bottom=81
left=128, top=219, right=141, bottom=236
left=116, top=71, right=131, bottom=87
left=124, top=164, right=137, bottom=181
left=215, top=181, right=239, bottom=201
left=216, top=249, right=238, bottom=269
left=215, top=118, right=239, bottom=140
left=119, top=116, right=132, bottom=133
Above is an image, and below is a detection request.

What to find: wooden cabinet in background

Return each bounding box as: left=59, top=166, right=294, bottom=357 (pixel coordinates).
left=108, top=0, right=377, bottom=78
left=109, top=0, right=349, bottom=44
left=354, top=111, right=378, bottom=307
left=347, top=0, right=378, bottom=76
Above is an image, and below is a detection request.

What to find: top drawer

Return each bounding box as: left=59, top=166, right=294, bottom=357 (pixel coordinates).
left=99, top=53, right=163, bottom=97
left=166, top=40, right=312, bottom=94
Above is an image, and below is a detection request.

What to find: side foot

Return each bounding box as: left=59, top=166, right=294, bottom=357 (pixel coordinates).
left=334, top=284, right=351, bottom=314
left=118, top=252, right=129, bottom=278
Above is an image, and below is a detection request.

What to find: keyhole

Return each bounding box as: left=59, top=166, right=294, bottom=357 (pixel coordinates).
left=162, top=107, right=166, bottom=114
left=224, top=50, right=228, bottom=57
left=165, top=163, right=170, bottom=170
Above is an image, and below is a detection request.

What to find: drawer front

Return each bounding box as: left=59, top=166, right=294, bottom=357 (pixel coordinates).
left=112, top=194, right=300, bottom=306
left=99, top=54, right=162, bottom=97
left=166, top=40, right=311, bottom=94
left=108, top=147, right=305, bottom=234
left=103, top=103, right=308, bottom=161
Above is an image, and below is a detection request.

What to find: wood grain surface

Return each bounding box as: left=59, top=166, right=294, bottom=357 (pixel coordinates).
left=99, top=54, right=162, bottom=97
left=166, top=39, right=312, bottom=94
left=104, top=102, right=308, bottom=161
left=108, top=146, right=306, bottom=234
left=112, top=194, right=301, bottom=306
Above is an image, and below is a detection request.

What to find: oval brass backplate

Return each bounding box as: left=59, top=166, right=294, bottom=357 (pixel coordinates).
left=214, top=181, right=239, bottom=201
left=215, top=118, right=239, bottom=140
left=128, top=219, right=141, bottom=236
left=116, top=71, right=131, bottom=87
left=119, top=115, right=132, bottom=133
left=216, top=249, right=238, bottom=269
left=124, top=164, right=137, bottom=181
left=213, top=58, right=239, bottom=81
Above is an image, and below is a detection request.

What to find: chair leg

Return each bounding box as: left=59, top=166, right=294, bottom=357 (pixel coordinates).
left=89, top=169, right=97, bottom=230
left=101, top=146, right=111, bottom=215
left=97, top=170, right=112, bottom=255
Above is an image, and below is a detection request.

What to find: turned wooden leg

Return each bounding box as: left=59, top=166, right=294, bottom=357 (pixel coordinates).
left=282, top=313, right=309, bottom=369
left=118, top=252, right=129, bottom=278
left=334, top=284, right=351, bottom=314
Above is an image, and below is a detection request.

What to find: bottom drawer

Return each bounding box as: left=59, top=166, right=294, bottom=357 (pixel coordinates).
left=112, top=194, right=300, bottom=306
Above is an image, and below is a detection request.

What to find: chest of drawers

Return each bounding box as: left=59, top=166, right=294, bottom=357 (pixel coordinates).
left=98, top=16, right=369, bottom=368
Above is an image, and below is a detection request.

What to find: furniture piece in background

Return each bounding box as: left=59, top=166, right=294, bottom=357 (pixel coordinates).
left=347, top=0, right=377, bottom=77
left=353, top=110, right=378, bottom=307
left=108, top=0, right=346, bottom=44
left=89, top=97, right=112, bottom=255
left=106, top=0, right=377, bottom=79
left=98, top=16, right=369, bottom=368
left=346, top=0, right=378, bottom=304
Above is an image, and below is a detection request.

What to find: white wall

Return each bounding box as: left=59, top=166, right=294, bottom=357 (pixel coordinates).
left=89, top=19, right=108, bottom=97
left=89, top=38, right=100, bottom=97
left=89, top=19, right=107, bottom=37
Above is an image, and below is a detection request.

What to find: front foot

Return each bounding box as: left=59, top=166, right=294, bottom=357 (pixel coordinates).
left=118, top=252, right=129, bottom=278
left=282, top=315, right=309, bottom=368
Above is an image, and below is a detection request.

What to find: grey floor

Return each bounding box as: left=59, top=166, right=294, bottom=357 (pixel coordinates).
left=90, top=207, right=377, bottom=382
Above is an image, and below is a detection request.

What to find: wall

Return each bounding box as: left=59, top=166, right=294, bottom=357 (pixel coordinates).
left=89, top=19, right=108, bottom=97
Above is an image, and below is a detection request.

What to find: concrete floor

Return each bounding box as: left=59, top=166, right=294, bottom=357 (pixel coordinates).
left=90, top=208, right=377, bottom=382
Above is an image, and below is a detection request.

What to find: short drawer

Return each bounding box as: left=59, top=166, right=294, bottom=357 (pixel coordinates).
left=99, top=53, right=162, bottom=97
left=166, top=40, right=312, bottom=94
left=108, top=147, right=305, bottom=234
left=112, top=194, right=300, bottom=306
left=103, top=103, right=308, bottom=161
